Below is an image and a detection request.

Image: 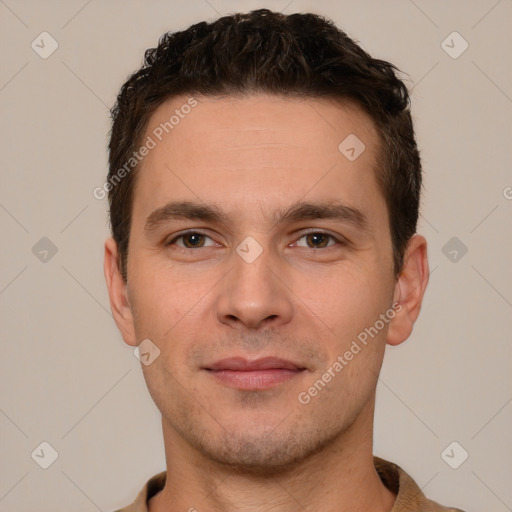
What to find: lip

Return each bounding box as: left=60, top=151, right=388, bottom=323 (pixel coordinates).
left=206, top=357, right=304, bottom=372
left=204, top=357, right=307, bottom=390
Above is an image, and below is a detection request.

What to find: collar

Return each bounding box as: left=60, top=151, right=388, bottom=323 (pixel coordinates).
left=115, top=456, right=464, bottom=512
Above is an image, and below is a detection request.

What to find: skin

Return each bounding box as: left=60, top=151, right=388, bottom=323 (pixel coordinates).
left=104, top=94, right=429, bottom=512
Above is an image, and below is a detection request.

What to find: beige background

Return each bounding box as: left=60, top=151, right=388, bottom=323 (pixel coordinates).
left=1, top=1, right=511, bottom=510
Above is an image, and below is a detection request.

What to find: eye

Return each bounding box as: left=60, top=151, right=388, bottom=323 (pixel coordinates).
left=293, top=232, right=341, bottom=249
left=167, top=231, right=217, bottom=249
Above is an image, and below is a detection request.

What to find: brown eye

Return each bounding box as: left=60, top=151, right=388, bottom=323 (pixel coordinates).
left=305, top=233, right=330, bottom=248
left=182, top=233, right=205, bottom=248
left=294, top=232, right=338, bottom=249
left=168, top=232, right=216, bottom=249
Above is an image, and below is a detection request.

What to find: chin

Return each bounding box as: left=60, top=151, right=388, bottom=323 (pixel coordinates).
left=186, top=417, right=341, bottom=477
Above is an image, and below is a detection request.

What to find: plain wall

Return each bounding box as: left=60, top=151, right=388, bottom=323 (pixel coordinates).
left=1, top=1, right=511, bottom=511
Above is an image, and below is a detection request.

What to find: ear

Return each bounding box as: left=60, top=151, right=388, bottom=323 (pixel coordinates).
left=386, top=234, right=429, bottom=346
left=104, top=237, right=137, bottom=346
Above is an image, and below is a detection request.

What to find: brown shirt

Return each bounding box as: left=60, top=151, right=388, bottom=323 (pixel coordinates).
left=114, top=456, right=465, bottom=512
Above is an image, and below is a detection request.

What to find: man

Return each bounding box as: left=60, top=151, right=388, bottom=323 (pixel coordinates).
left=104, top=9, right=465, bottom=512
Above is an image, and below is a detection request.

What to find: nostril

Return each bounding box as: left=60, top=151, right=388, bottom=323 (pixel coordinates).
left=259, top=314, right=279, bottom=327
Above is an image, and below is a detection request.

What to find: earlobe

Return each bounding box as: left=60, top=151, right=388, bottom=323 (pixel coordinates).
left=386, top=234, right=429, bottom=347
left=104, top=238, right=137, bottom=346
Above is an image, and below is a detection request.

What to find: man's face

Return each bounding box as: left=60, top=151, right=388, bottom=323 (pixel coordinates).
left=121, top=94, right=399, bottom=469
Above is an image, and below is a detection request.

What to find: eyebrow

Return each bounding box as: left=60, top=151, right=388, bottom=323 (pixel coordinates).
left=275, top=200, right=370, bottom=233
left=145, top=201, right=224, bottom=231
left=144, top=199, right=370, bottom=234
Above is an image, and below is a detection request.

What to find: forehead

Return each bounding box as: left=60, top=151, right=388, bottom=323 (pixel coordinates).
left=132, top=93, right=385, bottom=227
left=144, top=93, right=378, bottom=166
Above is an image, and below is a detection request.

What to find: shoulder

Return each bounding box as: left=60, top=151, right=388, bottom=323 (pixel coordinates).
left=373, top=456, right=467, bottom=512
left=111, top=471, right=167, bottom=512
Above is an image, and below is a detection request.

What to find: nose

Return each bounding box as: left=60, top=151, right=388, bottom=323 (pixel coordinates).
left=216, top=247, right=294, bottom=331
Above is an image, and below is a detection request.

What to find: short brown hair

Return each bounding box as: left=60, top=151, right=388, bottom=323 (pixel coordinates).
left=108, top=9, right=421, bottom=280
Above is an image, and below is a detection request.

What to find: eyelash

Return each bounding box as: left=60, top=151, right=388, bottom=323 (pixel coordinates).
left=166, top=230, right=345, bottom=250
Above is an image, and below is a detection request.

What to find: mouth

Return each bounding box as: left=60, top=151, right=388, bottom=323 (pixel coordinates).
left=204, top=357, right=307, bottom=390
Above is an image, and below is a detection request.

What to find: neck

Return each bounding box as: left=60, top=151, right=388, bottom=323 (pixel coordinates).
left=149, top=398, right=395, bottom=512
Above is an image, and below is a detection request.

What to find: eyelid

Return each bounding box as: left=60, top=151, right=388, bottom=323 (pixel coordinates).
left=166, top=229, right=218, bottom=247
left=292, top=229, right=348, bottom=247
left=166, top=229, right=348, bottom=249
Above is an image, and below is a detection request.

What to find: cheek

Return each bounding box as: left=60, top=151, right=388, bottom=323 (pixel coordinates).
left=293, top=263, right=391, bottom=341
left=129, top=260, right=205, bottom=335
left=129, top=268, right=214, bottom=382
